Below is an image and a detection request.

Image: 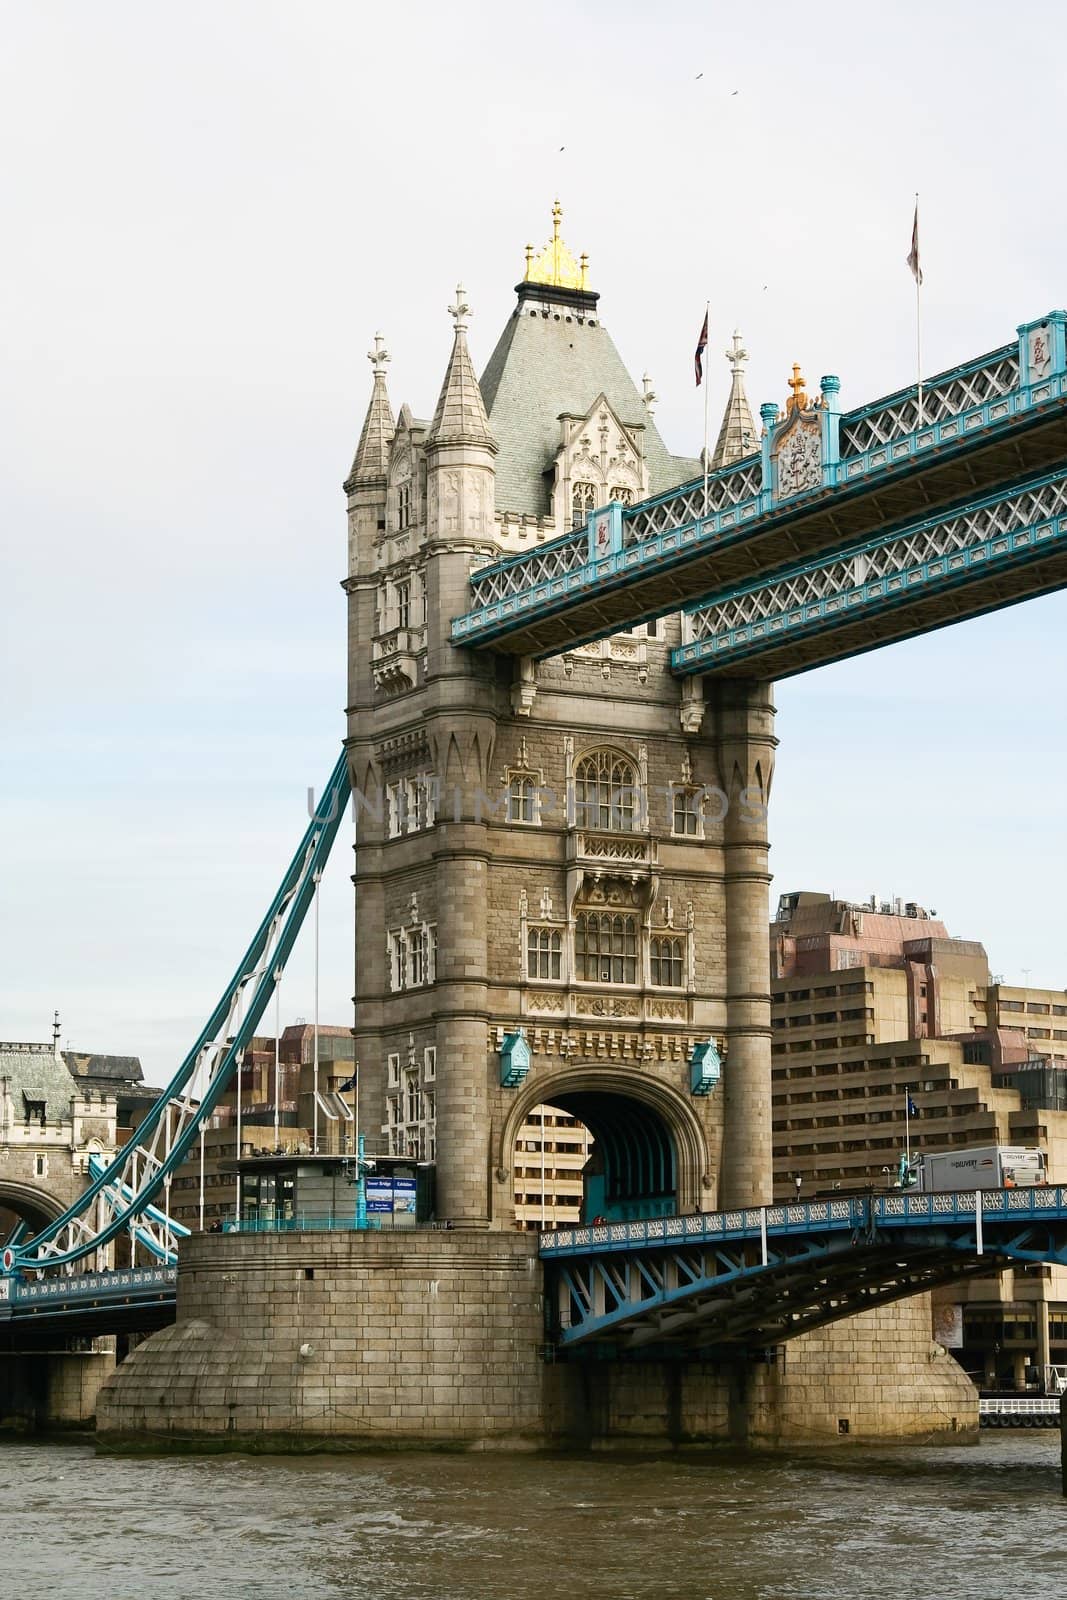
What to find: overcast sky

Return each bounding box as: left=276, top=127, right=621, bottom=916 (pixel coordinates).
left=2, top=1, right=1064, bottom=1083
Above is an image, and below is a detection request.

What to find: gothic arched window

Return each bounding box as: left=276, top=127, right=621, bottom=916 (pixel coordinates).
left=575, top=912, right=638, bottom=985
left=608, top=485, right=635, bottom=506
left=527, top=927, right=562, bottom=980
left=650, top=935, right=684, bottom=988
left=507, top=775, right=537, bottom=824
left=572, top=480, right=599, bottom=529
left=574, top=749, right=639, bottom=832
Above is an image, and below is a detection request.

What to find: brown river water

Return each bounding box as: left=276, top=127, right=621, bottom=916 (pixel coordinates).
left=0, top=1433, right=1062, bottom=1600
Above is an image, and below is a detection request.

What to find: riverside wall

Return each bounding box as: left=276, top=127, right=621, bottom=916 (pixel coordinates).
left=96, top=1232, right=978, bottom=1451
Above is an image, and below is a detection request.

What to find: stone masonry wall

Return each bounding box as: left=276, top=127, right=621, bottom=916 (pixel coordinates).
left=97, top=1236, right=977, bottom=1451
left=749, top=1294, right=979, bottom=1443
left=97, top=1230, right=548, bottom=1450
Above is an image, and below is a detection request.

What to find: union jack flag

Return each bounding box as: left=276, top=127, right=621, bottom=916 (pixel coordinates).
left=695, top=310, right=709, bottom=386
left=906, top=201, right=923, bottom=286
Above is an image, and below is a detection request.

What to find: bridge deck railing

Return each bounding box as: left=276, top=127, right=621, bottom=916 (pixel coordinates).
left=539, top=1185, right=1067, bottom=1257
left=0, top=1265, right=176, bottom=1313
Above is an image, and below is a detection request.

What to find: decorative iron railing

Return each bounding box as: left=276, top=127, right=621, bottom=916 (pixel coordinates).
left=677, top=468, right=1067, bottom=667
left=468, top=532, right=588, bottom=611
left=540, top=1184, right=1067, bottom=1256
left=838, top=345, right=1020, bottom=457
left=623, top=457, right=763, bottom=545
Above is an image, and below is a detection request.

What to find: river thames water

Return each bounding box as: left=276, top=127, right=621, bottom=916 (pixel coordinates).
left=1, top=1432, right=1062, bottom=1600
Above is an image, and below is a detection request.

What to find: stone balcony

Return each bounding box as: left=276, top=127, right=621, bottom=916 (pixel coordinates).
left=371, top=625, right=426, bottom=693
left=568, top=830, right=655, bottom=868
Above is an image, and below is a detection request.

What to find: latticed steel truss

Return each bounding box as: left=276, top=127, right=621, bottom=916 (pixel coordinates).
left=676, top=468, right=1067, bottom=673
left=6, top=753, right=352, bottom=1278
left=452, top=321, right=1065, bottom=656
left=468, top=531, right=588, bottom=610
left=838, top=346, right=1020, bottom=456
left=542, top=1188, right=1067, bottom=1350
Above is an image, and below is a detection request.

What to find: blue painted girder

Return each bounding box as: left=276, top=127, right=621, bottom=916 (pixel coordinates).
left=541, top=1188, right=1067, bottom=1349
left=0, top=1266, right=177, bottom=1341
left=673, top=465, right=1067, bottom=679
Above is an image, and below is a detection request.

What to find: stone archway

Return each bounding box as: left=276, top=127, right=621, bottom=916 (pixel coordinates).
left=498, top=1065, right=712, bottom=1225
left=0, top=1178, right=67, bottom=1243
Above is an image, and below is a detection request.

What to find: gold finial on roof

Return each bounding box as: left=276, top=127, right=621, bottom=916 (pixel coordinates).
left=786, top=363, right=808, bottom=413
left=524, top=200, right=590, bottom=291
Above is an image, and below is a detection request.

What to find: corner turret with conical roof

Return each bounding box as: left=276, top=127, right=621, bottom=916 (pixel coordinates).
left=345, top=332, right=395, bottom=581
left=346, top=332, right=396, bottom=490
left=426, top=286, right=495, bottom=452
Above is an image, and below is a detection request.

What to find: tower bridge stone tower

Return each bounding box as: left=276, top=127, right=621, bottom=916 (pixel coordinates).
left=97, top=212, right=978, bottom=1450
left=344, top=207, right=776, bottom=1223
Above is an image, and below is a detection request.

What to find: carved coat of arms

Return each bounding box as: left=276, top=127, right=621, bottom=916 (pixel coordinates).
left=774, top=410, right=822, bottom=500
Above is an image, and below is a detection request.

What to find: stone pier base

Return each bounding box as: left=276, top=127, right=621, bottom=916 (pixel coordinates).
left=97, top=1233, right=978, bottom=1452
left=0, top=1344, right=116, bottom=1432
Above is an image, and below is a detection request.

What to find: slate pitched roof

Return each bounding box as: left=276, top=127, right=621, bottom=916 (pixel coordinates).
left=0, top=1046, right=78, bottom=1123
left=479, top=308, right=701, bottom=519
left=63, top=1051, right=144, bottom=1086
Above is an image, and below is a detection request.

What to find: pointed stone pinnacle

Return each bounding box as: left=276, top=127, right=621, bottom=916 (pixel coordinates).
left=448, top=285, right=471, bottom=333
left=367, top=332, right=391, bottom=375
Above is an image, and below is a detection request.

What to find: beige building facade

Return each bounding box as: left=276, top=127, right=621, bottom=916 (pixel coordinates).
left=770, top=890, right=1067, bottom=1386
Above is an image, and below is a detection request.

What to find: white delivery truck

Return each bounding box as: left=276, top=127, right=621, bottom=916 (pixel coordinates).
left=910, top=1145, right=1047, bottom=1192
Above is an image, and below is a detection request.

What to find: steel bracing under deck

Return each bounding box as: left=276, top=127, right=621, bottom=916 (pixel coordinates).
left=451, top=310, right=1067, bottom=661
left=674, top=465, right=1067, bottom=678
left=540, top=1188, right=1067, bottom=1352
left=2, top=752, right=351, bottom=1280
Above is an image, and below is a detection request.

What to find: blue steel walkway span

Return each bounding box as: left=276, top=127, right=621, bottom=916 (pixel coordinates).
left=540, top=1187, right=1067, bottom=1351
left=674, top=464, right=1067, bottom=679
left=0, top=1267, right=177, bottom=1343
left=452, top=311, right=1067, bottom=664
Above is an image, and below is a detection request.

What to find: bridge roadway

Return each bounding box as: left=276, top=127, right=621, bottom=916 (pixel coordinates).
left=451, top=311, right=1067, bottom=669
left=539, top=1185, right=1067, bottom=1353
left=7, top=1187, right=1067, bottom=1360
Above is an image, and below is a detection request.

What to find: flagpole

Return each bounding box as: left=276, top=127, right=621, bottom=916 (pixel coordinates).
left=702, top=298, right=710, bottom=509
left=904, top=1090, right=911, bottom=1168
left=914, top=193, right=924, bottom=428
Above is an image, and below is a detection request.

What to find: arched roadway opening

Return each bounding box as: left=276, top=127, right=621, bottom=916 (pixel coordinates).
left=500, top=1067, right=711, bottom=1227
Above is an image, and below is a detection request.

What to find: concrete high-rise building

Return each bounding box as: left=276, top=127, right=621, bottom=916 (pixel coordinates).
left=512, top=1104, right=593, bottom=1230
left=769, top=890, right=1067, bottom=1386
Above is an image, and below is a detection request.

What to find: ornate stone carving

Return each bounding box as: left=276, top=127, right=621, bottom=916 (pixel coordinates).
left=528, top=992, right=567, bottom=1013
left=578, top=833, right=649, bottom=863
left=648, top=999, right=686, bottom=1020
left=775, top=414, right=821, bottom=497
left=576, top=994, right=640, bottom=1019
